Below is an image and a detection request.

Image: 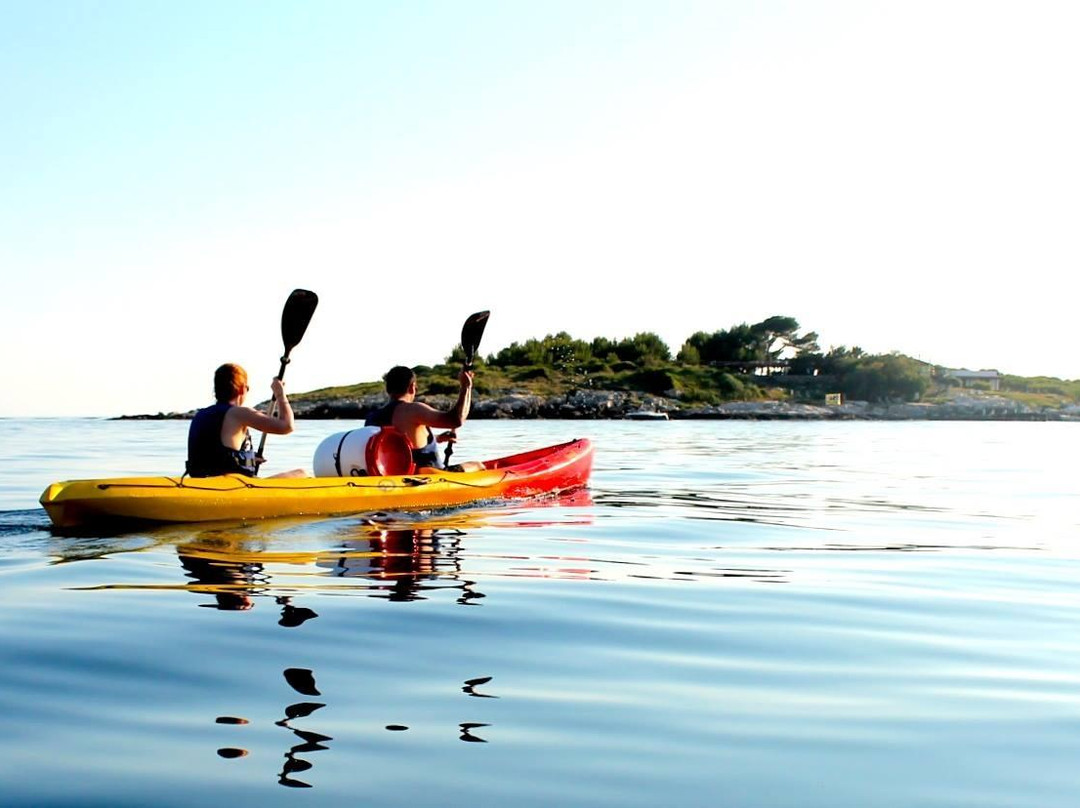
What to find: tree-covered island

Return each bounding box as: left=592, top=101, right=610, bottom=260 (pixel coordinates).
left=120, top=315, right=1080, bottom=421
left=274, top=315, right=1080, bottom=422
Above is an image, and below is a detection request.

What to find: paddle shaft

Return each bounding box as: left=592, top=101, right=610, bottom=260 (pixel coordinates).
left=445, top=311, right=489, bottom=466
left=256, top=289, right=319, bottom=463
left=256, top=355, right=291, bottom=459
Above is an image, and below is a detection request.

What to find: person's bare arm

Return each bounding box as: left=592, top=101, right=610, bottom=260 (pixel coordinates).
left=394, top=371, right=473, bottom=445
left=402, top=401, right=462, bottom=431
left=237, top=378, right=295, bottom=435
left=419, top=371, right=470, bottom=425
left=447, top=369, right=473, bottom=427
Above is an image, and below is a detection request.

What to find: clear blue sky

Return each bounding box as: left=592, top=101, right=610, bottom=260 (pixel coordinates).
left=3, top=1, right=1077, bottom=416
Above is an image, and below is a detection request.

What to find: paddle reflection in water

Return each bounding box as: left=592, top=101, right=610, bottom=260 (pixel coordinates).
left=213, top=663, right=500, bottom=787
left=214, top=667, right=334, bottom=789
left=275, top=668, right=330, bottom=789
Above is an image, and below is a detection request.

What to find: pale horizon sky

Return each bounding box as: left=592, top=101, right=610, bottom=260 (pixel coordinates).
left=3, top=1, right=1077, bottom=417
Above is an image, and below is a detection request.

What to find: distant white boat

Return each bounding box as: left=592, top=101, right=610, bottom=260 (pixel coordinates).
left=625, top=410, right=669, bottom=421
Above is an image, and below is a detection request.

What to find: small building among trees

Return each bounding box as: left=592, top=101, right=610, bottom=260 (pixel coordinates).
left=945, top=369, right=1002, bottom=391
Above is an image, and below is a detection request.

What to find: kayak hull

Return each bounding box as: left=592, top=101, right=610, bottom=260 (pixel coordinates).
left=41, top=438, right=594, bottom=529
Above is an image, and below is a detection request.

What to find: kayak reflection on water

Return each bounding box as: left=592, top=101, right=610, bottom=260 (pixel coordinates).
left=177, top=547, right=264, bottom=612
left=172, top=490, right=594, bottom=610
left=174, top=523, right=485, bottom=609
left=177, top=543, right=318, bottom=624
left=318, top=526, right=485, bottom=604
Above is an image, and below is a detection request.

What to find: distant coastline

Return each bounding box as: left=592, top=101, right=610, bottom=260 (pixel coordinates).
left=117, top=316, right=1080, bottom=424
left=116, top=389, right=1080, bottom=422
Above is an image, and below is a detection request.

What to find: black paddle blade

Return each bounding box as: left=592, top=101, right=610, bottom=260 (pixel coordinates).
left=461, top=310, right=489, bottom=367
left=281, top=289, right=319, bottom=353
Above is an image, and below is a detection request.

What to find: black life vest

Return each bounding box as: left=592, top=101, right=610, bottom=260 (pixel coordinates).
left=364, top=399, right=401, bottom=428
left=186, top=403, right=259, bottom=477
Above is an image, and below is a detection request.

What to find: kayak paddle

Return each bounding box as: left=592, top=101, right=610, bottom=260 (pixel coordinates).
left=461, top=310, right=490, bottom=370
left=445, top=310, right=489, bottom=466
left=257, top=289, right=319, bottom=461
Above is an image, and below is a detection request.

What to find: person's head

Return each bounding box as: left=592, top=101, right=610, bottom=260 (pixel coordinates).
left=214, top=363, right=249, bottom=404
left=384, top=365, right=417, bottom=398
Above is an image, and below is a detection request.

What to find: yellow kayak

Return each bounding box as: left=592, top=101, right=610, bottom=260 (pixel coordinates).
left=41, top=438, right=594, bottom=529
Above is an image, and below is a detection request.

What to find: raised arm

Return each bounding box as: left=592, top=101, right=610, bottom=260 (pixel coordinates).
left=448, top=369, right=473, bottom=428
left=403, top=371, right=474, bottom=431
left=238, top=377, right=295, bottom=435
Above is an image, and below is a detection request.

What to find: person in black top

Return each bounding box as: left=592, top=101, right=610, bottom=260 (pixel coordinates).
left=187, top=363, right=304, bottom=478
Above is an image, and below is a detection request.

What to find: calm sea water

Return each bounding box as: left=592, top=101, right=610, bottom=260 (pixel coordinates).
left=1, top=418, right=1079, bottom=807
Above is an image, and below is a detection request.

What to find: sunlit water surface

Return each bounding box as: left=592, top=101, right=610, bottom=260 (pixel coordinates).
left=1, top=418, right=1079, bottom=807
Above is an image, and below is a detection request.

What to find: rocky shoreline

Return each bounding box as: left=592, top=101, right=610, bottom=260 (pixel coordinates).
left=119, top=390, right=1080, bottom=422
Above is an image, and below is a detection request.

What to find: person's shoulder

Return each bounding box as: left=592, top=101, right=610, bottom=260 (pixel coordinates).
left=226, top=405, right=260, bottom=421
left=398, top=400, right=439, bottom=420
left=194, top=402, right=224, bottom=418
